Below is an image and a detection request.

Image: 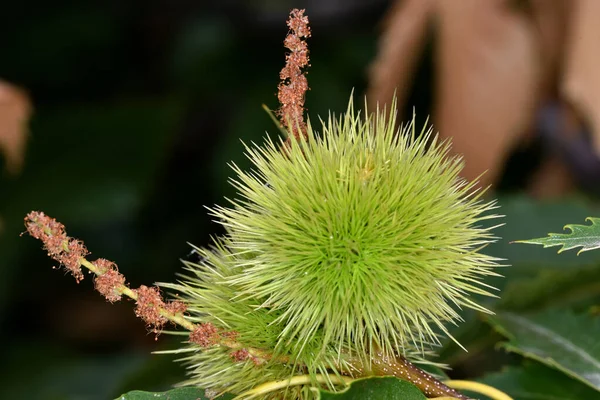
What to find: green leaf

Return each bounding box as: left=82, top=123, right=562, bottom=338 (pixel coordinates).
left=515, top=217, right=600, bottom=255
left=488, top=311, right=600, bottom=392
left=116, top=387, right=235, bottom=400
left=477, top=363, right=600, bottom=400
left=485, top=196, right=600, bottom=270
left=319, top=377, right=427, bottom=399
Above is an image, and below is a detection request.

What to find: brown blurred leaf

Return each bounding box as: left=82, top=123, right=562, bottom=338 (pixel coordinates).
left=434, top=0, right=539, bottom=188
left=562, top=0, right=600, bottom=155
left=367, top=0, right=435, bottom=112
left=529, top=0, right=571, bottom=92
left=0, top=80, right=31, bottom=175
left=368, top=0, right=541, bottom=189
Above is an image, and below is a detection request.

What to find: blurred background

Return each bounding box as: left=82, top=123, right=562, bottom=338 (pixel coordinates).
left=2, top=0, right=600, bottom=398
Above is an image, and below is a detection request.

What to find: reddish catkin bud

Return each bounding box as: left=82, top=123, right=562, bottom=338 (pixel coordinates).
left=189, top=323, right=219, bottom=347
left=230, top=348, right=250, bottom=362
left=93, top=259, right=125, bottom=303
left=134, top=285, right=168, bottom=329
left=45, top=235, right=67, bottom=258
left=277, top=8, right=311, bottom=140
left=24, top=211, right=87, bottom=282
left=57, top=239, right=88, bottom=282
left=221, top=330, right=239, bottom=340
left=25, top=211, right=64, bottom=237
left=164, top=300, right=187, bottom=315
left=24, top=212, right=51, bottom=239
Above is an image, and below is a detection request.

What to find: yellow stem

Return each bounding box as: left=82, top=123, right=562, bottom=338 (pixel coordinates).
left=233, top=374, right=353, bottom=400
left=444, top=380, right=513, bottom=400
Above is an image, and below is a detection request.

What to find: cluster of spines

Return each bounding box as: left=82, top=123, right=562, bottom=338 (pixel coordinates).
left=211, top=99, right=502, bottom=366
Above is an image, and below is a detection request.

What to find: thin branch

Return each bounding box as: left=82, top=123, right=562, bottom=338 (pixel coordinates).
left=444, top=380, right=513, bottom=400
left=234, top=375, right=352, bottom=400
left=277, top=8, right=311, bottom=140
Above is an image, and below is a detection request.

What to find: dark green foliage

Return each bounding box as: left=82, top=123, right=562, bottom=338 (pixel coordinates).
left=116, top=387, right=234, bottom=400
left=116, top=378, right=427, bottom=400
left=488, top=310, right=600, bottom=391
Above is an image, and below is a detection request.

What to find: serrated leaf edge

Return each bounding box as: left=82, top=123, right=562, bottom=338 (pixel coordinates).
left=513, top=217, right=600, bottom=255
